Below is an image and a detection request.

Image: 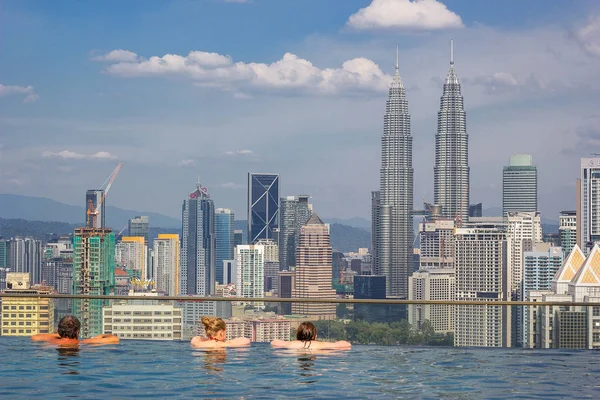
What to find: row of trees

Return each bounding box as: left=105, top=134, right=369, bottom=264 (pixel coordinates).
left=313, top=320, right=454, bottom=346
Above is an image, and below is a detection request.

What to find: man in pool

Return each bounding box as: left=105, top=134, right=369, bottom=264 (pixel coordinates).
left=31, top=315, right=120, bottom=347
left=270, top=321, right=351, bottom=350
left=191, top=316, right=250, bottom=348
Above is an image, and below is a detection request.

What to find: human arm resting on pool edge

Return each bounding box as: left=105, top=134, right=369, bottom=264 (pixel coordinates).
left=270, top=339, right=351, bottom=350
left=81, top=334, right=120, bottom=345
left=191, top=335, right=250, bottom=348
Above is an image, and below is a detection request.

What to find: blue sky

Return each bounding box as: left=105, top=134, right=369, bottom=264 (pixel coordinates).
left=1, top=0, right=600, bottom=222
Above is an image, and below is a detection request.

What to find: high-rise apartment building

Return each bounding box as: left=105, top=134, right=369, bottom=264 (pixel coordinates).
left=373, top=47, right=413, bottom=299
left=153, top=234, right=180, bottom=295
left=235, top=244, right=265, bottom=309
left=291, top=213, right=336, bottom=319
left=278, top=270, right=294, bottom=315
left=434, top=40, right=469, bottom=222
left=215, top=208, right=235, bottom=285
left=507, top=212, right=543, bottom=298
left=85, top=189, right=105, bottom=228
left=115, top=236, right=147, bottom=278
left=418, top=218, right=455, bottom=269
left=25, top=238, right=43, bottom=284
left=255, top=239, right=278, bottom=293
left=72, top=227, right=115, bottom=338
left=578, top=157, right=600, bottom=253
left=409, top=268, right=455, bottom=333
left=279, top=195, right=312, bottom=270
left=559, top=210, right=577, bottom=257
left=128, top=216, right=150, bottom=244
left=455, top=227, right=511, bottom=347
left=1, top=273, right=54, bottom=336
left=522, top=244, right=563, bottom=348
left=248, top=173, right=279, bottom=244
left=180, top=182, right=215, bottom=296
left=503, top=154, right=537, bottom=216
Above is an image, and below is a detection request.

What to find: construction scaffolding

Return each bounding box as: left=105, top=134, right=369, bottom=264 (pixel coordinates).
left=72, top=227, right=116, bottom=338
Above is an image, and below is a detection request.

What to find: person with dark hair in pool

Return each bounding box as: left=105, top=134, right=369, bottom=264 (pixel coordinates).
left=31, top=315, right=120, bottom=347
left=270, top=321, right=351, bottom=350
left=191, top=316, right=250, bottom=348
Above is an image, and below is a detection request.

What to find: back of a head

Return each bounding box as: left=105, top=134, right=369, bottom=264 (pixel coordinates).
left=58, top=315, right=81, bottom=339
left=296, top=322, right=316, bottom=341
left=201, top=316, right=226, bottom=338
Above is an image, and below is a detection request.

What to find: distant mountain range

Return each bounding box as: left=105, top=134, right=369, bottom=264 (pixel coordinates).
left=0, top=194, right=181, bottom=229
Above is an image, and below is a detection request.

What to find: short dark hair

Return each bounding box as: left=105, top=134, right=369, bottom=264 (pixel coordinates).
left=296, top=322, right=317, bottom=341
left=58, top=315, right=81, bottom=339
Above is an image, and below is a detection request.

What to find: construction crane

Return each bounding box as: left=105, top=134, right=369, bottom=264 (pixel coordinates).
left=116, top=223, right=128, bottom=237
left=86, top=163, right=122, bottom=228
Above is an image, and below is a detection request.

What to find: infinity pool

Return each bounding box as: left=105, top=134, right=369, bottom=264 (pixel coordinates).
left=1, top=338, right=599, bottom=399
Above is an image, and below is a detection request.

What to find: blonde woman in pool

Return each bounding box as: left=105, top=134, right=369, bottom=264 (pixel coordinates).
left=270, top=321, right=351, bottom=350
left=191, top=316, right=250, bottom=348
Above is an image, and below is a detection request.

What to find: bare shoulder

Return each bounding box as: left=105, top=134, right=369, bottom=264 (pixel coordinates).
left=313, top=340, right=352, bottom=350
left=270, top=340, right=304, bottom=349
left=31, top=333, right=60, bottom=342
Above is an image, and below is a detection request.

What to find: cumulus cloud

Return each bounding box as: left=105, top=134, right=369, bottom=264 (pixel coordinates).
left=224, top=149, right=253, bottom=156
left=97, top=50, right=392, bottom=95
left=0, top=83, right=39, bottom=103
left=42, top=150, right=117, bottom=160
left=573, top=16, right=600, bottom=57
left=91, top=49, right=140, bottom=62
left=347, top=0, right=464, bottom=31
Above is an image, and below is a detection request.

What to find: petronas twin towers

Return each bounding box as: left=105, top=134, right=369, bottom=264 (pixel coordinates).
left=373, top=41, right=469, bottom=298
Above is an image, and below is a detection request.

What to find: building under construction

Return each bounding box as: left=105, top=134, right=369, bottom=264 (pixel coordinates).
left=72, top=227, right=115, bottom=338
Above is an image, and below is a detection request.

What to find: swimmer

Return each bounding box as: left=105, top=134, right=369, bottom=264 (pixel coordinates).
left=270, top=321, right=351, bottom=350
left=191, top=316, right=250, bottom=348
left=31, top=315, right=120, bottom=347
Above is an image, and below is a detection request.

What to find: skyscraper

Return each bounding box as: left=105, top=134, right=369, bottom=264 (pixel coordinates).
left=153, top=234, right=180, bottom=296
left=279, top=195, right=312, bottom=270
left=503, top=154, right=538, bottom=216
left=215, top=208, right=235, bottom=284
left=235, top=244, right=265, bottom=309
left=115, top=236, right=147, bottom=279
left=578, top=157, right=600, bottom=253
left=85, top=189, right=105, bottom=228
left=128, top=216, right=150, bottom=244
left=455, top=227, right=511, bottom=347
left=72, top=227, right=115, bottom=338
left=180, top=182, right=215, bottom=296
left=291, top=213, right=336, bottom=319
left=248, top=173, right=279, bottom=244
left=373, top=46, right=413, bottom=298
left=559, top=210, right=577, bottom=256
left=434, top=40, right=469, bottom=222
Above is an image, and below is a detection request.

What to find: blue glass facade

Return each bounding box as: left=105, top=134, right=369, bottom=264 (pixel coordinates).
left=248, top=173, right=279, bottom=244
left=215, top=209, right=234, bottom=285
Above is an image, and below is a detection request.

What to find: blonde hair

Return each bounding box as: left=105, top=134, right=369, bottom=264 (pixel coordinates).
left=201, top=316, right=226, bottom=338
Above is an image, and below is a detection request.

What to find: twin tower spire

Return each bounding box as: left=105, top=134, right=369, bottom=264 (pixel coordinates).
left=374, top=39, right=468, bottom=299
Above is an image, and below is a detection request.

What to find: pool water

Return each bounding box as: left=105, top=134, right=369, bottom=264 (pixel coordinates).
left=1, top=338, right=599, bottom=399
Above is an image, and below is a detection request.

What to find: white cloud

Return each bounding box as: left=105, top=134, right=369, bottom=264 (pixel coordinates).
left=98, top=50, right=392, bottom=95
left=91, top=49, right=140, bottom=62
left=573, top=16, right=600, bottom=57
left=178, top=159, right=196, bottom=168
left=233, top=92, right=253, bottom=100
left=42, top=150, right=117, bottom=160
left=347, top=0, right=464, bottom=31
left=470, top=72, right=549, bottom=94
left=224, top=149, right=253, bottom=156
left=0, top=83, right=39, bottom=103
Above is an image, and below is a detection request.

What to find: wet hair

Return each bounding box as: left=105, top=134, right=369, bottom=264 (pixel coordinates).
left=201, top=316, right=226, bottom=339
left=296, top=322, right=317, bottom=342
left=58, top=315, right=81, bottom=339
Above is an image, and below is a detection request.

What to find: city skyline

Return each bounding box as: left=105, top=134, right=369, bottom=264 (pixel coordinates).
left=1, top=1, right=599, bottom=222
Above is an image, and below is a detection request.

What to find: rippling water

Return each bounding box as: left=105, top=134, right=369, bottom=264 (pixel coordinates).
left=1, top=338, right=599, bottom=399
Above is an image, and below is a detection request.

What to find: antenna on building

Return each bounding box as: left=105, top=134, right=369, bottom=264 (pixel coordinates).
left=450, top=38, right=454, bottom=66
left=396, top=43, right=399, bottom=71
